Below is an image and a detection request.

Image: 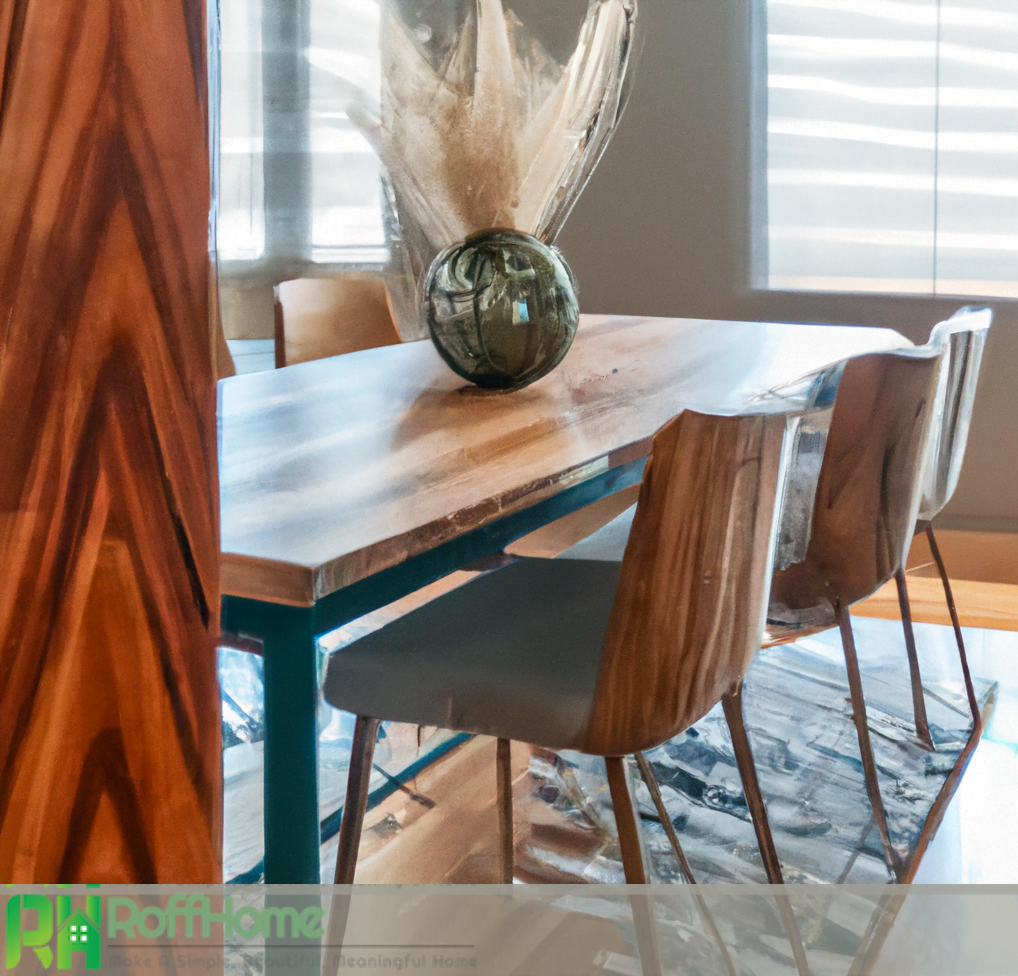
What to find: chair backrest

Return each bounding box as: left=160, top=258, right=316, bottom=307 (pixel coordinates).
left=918, top=306, right=992, bottom=521
left=273, top=274, right=402, bottom=367
left=750, top=360, right=846, bottom=572
left=769, top=345, right=944, bottom=627
left=576, top=408, right=792, bottom=756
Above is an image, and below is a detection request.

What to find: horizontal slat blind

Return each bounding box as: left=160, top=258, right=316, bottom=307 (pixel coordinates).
left=219, top=0, right=266, bottom=261
left=767, top=0, right=1018, bottom=299
left=936, top=0, right=1018, bottom=297
left=309, top=0, right=387, bottom=264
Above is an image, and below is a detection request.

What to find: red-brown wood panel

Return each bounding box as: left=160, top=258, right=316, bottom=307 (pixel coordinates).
left=0, top=0, right=220, bottom=881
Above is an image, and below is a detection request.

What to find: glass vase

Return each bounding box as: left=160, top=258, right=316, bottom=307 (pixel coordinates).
left=354, top=0, right=642, bottom=389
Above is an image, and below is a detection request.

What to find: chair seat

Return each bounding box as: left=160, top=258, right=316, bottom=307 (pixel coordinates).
left=322, top=557, right=622, bottom=750
left=556, top=504, right=636, bottom=561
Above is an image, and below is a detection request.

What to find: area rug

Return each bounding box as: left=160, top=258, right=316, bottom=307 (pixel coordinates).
left=513, top=614, right=994, bottom=885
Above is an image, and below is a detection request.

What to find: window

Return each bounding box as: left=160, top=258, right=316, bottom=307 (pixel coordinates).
left=764, top=0, right=1018, bottom=299
left=308, top=0, right=387, bottom=263
left=218, top=0, right=265, bottom=261
left=216, top=0, right=387, bottom=271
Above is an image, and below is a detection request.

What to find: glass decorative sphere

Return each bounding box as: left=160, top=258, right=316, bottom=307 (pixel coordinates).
left=424, top=230, right=580, bottom=391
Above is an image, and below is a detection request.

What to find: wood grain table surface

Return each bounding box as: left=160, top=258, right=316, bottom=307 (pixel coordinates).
left=219, top=314, right=911, bottom=607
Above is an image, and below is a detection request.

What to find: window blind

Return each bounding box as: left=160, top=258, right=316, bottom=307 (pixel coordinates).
left=766, top=0, right=1018, bottom=299
left=219, top=0, right=265, bottom=261
left=217, top=0, right=386, bottom=267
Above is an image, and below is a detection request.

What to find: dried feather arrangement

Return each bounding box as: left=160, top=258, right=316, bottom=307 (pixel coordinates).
left=348, top=0, right=639, bottom=276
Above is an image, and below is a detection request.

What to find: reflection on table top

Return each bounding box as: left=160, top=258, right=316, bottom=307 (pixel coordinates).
left=219, top=313, right=910, bottom=606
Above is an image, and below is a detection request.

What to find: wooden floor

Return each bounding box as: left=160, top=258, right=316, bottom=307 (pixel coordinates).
left=321, top=736, right=534, bottom=884
left=855, top=575, right=1018, bottom=632
left=903, top=528, right=1018, bottom=586
left=855, top=529, right=1018, bottom=632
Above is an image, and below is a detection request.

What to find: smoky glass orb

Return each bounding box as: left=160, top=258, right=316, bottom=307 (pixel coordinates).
left=424, top=230, right=580, bottom=391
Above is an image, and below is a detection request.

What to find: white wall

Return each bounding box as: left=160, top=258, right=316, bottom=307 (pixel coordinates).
left=558, top=0, right=1018, bottom=531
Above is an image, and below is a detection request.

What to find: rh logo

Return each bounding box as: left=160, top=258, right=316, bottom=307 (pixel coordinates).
left=5, top=894, right=101, bottom=970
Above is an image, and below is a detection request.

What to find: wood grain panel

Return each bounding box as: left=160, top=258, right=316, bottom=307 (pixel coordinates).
left=0, top=0, right=220, bottom=881
left=578, top=411, right=787, bottom=756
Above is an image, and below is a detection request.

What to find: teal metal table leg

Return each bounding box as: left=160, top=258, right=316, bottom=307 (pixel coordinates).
left=261, top=607, right=321, bottom=883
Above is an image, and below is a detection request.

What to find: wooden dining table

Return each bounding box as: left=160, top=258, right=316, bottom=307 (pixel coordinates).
left=218, top=313, right=911, bottom=883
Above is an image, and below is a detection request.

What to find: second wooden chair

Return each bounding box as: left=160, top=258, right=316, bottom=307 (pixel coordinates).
left=563, top=345, right=945, bottom=883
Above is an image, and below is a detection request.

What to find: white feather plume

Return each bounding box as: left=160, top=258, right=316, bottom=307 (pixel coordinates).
left=375, top=0, right=639, bottom=257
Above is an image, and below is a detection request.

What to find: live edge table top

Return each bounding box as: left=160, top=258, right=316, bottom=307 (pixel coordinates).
left=219, top=314, right=910, bottom=607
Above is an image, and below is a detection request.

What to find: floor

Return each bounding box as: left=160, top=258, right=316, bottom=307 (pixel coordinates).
left=855, top=544, right=1018, bottom=883
left=221, top=571, right=1018, bottom=885
left=320, top=621, right=1015, bottom=887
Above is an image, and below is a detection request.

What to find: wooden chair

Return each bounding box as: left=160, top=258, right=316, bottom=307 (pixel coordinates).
left=767, top=345, right=945, bottom=878
left=564, top=346, right=945, bottom=883
left=321, top=406, right=796, bottom=887
left=273, top=273, right=402, bottom=368
left=894, top=307, right=992, bottom=736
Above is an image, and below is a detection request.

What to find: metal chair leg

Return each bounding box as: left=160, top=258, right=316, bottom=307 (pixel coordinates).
left=894, top=567, right=936, bottom=751
left=322, top=890, right=353, bottom=976
left=334, top=715, right=381, bottom=884
left=925, top=523, right=980, bottom=725
left=721, top=686, right=811, bottom=976
left=634, top=751, right=697, bottom=885
left=633, top=752, right=740, bottom=976
left=606, top=755, right=648, bottom=884
left=496, top=738, right=514, bottom=883
left=835, top=603, right=903, bottom=881
left=721, top=681, right=784, bottom=884
left=634, top=751, right=697, bottom=886
left=605, top=757, right=663, bottom=976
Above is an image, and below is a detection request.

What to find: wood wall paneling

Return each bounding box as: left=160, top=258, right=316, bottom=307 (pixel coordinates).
left=0, top=0, right=220, bottom=880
